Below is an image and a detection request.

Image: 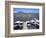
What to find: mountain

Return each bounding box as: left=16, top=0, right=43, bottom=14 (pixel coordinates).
left=14, top=13, right=39, bottom=22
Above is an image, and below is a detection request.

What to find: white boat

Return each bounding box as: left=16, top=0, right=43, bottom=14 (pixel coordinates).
left=15, top=21, right=23, bottom=23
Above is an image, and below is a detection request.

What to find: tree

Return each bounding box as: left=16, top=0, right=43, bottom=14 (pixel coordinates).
left=18, top=11, right=23, bottom=13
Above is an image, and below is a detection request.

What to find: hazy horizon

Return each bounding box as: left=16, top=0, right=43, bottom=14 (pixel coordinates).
left=13, top=8, right=39, bottom=13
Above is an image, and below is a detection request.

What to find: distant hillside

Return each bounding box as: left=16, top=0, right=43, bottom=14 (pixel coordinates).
left=14, top=13, right=39, bottom=22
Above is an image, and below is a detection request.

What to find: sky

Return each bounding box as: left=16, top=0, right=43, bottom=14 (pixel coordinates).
left=13, top=8, right=39, bottom=13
